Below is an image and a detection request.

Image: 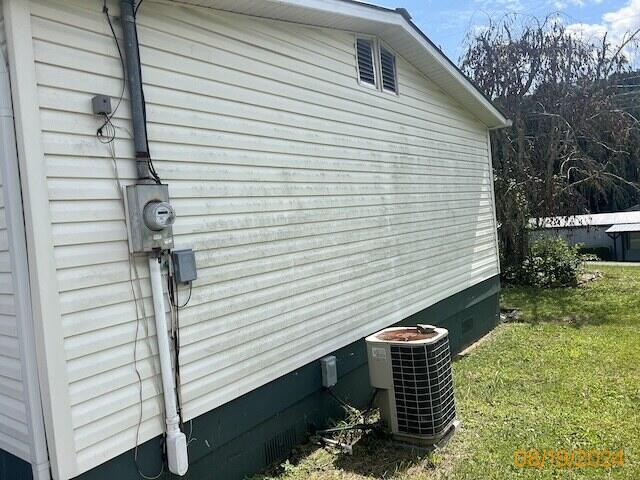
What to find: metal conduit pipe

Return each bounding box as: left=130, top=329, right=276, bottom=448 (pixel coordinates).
left=119, top=0, right=154, bottom=182
left=118, top=0, right=188, bottom=475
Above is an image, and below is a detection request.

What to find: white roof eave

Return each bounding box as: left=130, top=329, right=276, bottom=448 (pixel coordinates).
left=168, top=0, right=511, bottom=129
left=606, top=223, right=640, bottom=233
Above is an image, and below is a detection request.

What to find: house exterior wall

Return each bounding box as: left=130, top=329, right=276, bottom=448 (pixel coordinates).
left=15, top=0, right=499, bottom=477
left=76, top=276, right=500, bottom=480
left=0, top=0, right=32, bottom=463
left=0, top=108, right=32, bottom=466
left=0, top=1, right=5, bottom=60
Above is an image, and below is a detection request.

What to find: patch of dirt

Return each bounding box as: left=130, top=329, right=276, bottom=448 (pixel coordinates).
left=579, top=270, right=603, bottom=286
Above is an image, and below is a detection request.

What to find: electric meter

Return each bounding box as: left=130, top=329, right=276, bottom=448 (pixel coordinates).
left=144, top=201, right=176, bottom=231
left=125, top=184, right=175, bottom=253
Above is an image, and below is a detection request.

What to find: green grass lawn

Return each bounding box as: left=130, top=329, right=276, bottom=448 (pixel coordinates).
left=252, top=265, right=640, bottom=480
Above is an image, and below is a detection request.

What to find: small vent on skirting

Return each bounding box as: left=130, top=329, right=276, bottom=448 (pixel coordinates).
left=264, top=426, right=297, bottom=465
left=462, top=317, right=474, bottom=334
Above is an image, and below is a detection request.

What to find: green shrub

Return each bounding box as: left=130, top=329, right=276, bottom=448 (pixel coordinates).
left=503, top=237, right=584, bottom=288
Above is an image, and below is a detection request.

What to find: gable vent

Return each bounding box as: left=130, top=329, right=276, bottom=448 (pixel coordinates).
left=356, top=38, right=376, bottom=86
left=380, top=47, right=397, bottom=92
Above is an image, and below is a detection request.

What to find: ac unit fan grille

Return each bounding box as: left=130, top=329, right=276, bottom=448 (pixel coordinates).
left=390, top=336, right=456, bottom=436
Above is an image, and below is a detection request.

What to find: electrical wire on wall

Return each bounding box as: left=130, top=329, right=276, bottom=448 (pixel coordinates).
left=98, top=2, right=165, bottom=478
left=98, top=1, right=125, bottom=140
left=100, top=0, right=191, bottom=476
left=101, top=0, right=161, bottom=184
left=166, top=253, right=194, bottom=432
left=98, top=129, right=165, bottom=480
left=134, top=0, right=145, bottom=16
left=132, top=0, right=161, bottom=185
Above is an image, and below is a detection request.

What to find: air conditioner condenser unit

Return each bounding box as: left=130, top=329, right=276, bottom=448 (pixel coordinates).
left=366, top=324, right=458, bottom=445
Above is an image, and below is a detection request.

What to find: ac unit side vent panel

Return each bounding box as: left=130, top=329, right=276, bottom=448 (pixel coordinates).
left=390, top=337, right=456, bottom=436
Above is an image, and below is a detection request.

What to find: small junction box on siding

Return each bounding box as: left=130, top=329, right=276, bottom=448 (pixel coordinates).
left=172, top=249, right=197, bottom=283
left=320, top=356, right=337, bottom=388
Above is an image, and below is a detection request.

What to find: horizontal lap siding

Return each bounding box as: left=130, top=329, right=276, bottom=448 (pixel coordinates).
left=0, top=170, right=32, bottom=464
left=0, top=1, right=5, bottom=63
left=31, top=0, right=498, bottom=474
left=0, top=0, right=31, bottom=458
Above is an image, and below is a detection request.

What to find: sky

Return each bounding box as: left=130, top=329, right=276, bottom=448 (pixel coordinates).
left=371, top=0, right=639, bottom=64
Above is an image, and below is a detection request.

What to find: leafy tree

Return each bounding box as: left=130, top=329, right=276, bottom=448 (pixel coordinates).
left=461, top=16, right=640, bottom=270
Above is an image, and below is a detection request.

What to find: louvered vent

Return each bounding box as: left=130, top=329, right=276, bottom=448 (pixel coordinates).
left=390, top=336, right=455, bottom=436
left=264, top=426, right=297, bottom=465
left=380, top=47, right=397, bottom=92
left=356, top=38, right=376, bottom=86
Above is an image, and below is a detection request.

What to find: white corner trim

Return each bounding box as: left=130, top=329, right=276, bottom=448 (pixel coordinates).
left=2, top=0, right=77, bottom=479
left=486, top=129, right=501, bottom=274
left=0, top=41, right=50, bottom=480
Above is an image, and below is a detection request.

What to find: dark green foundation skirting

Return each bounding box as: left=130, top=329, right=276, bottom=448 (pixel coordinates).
left=0, top=449, right=32, bottom=480
left=2, top=275, right=500, bottom=480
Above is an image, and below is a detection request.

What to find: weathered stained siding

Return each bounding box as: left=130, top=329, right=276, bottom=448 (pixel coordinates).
left=31, top=0, right=499, bottom=475
left=0, top=0, right=32, bottom=463
left=0, top=1, right=5, bottom=62
left=0, top=137, right=32, bottom=466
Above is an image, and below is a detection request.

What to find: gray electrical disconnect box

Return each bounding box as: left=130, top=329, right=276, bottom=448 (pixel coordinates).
left=172, top=249, right=197, bottom=283
left=320, top=356, right=337, bottom=388
left=125, top=184, right=175, bottom=253
left=91, top=94, right=112, bottom=116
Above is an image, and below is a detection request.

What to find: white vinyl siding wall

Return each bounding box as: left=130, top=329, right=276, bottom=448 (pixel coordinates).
left=0, top=126, right=32, bottom=466
left=30, top=0, right=498, bottom=475
left=0, top=0, right=31, bottom=462
left=0, top=1, right=5, bottom=62
left=0, top=170, right=32, bottom=466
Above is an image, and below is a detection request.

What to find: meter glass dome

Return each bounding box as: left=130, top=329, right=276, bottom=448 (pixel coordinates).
left=143, top=201, right=176, bottom=231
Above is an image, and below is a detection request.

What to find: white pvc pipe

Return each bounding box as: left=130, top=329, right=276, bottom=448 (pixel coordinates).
left=148, top=255, right=188, bottom=476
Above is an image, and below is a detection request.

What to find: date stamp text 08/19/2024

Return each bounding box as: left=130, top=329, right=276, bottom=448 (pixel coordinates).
left=514, top=449, right=625, bottom=469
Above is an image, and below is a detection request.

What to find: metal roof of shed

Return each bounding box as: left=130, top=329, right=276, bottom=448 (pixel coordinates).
left=169, top=0, right=511, bottom=128
left=534, top=212, right=640, bottom=229
left=606, top=223, right=640, bottom=233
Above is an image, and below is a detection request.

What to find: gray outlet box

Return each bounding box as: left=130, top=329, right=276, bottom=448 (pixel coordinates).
left=92, top=94, right=112, bottom=116
left=125, top=184, right=174, bottom=253
left=320, top=356, right=337, bottom=388
left=172, top=249, right=197, bottom=283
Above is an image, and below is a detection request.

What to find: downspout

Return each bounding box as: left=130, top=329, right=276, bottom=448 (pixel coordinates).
left=118, top=0, right=188, bottom=475
left=0, top=42, right=51, bottom=480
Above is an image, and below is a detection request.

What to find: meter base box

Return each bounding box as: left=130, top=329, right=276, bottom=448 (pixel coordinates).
left=125, top=184, right=174, bottom=253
